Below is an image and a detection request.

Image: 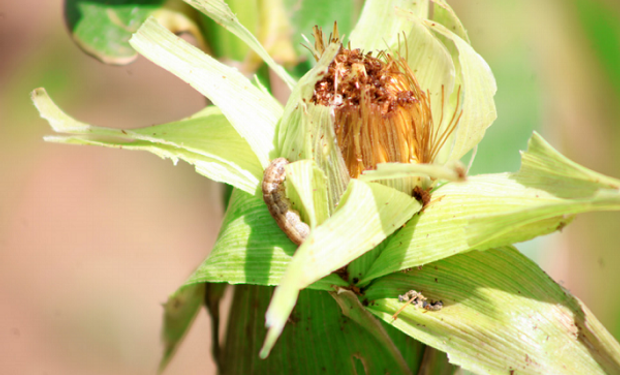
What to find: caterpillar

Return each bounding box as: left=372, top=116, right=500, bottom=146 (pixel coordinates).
left=262, top=158, right=310, bottom=245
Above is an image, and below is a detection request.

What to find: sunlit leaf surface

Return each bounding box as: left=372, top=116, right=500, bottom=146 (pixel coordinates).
left=363, top=132, right=620, bottom=283
left=365, top=246, right=620, bottom=375
left=33, top=88, right=262, bottom=195
left=129, top=17, right=282, bottom=168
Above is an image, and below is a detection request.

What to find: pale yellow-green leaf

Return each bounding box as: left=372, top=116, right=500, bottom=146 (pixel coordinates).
left=260, top=180, right=421, bottom=358
left=431, top=0, right=470, bottom=44
left=397, top=8, right=456, bottom=139
left=362, top=132, right=620, bottom=283
left=364, top=246, right=620, bottom=375
left=159, top=283, right=205, bottom=372
left=184, top=0, right=296, bottom=90
left=283, top=160, right=329, bottom=228
left=518, top=132, right=620, bottom=193
left=425, top=20, right=497, bottom=162
left=359, top=161, right=466, bottom=184
left=349, top=0, right=429, bottom=51
left=129, top=17, right=282, bottom=168
left=468, top=189, right=620, bottom=250
left=32, top=88, right=261, bottom=194
left=466, top=132, right=620, bottom=249
left=277, top=43, right=350, bottom=210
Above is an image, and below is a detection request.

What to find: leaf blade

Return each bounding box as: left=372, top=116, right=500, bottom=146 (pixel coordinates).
left=261, top=180, right=421, bottom=357
left=349, top=0, right=429, bottom=51
left=129, top=17, right=282, bottom=168
left=363, top=133, right=620, bottom=283
left=184, top=0, right=297, bottom=89
left=32, top=88, right=262, bottom=195
left=364, top=246, right=620, bottom=374
left=424, top=20, right=498, bottom=162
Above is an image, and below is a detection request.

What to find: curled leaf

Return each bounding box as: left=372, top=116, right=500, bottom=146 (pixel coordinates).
left=33, top=88, right=262, bottom=195
left=363, top=132, right=620, bottom=283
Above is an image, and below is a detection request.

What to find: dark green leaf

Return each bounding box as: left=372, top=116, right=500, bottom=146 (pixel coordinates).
left=159, top=283, right=205, bottom=372
left=65, top=0, right=201, bottom=64
left=220, top=285, right=427, bottom=374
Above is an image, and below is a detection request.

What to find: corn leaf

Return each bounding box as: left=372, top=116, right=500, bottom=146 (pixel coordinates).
left=221, top=285, right=428, bottom=374
left=349, top=0, right=429, bottom=51
left=277, top=43, right=350, bottom=210
left=359, top=162, right=466, bottom=183
left=362, top=132, right=620, bottom=283
left=260, top=180, right=421, bottom=357
left=129, top=17, right=282, bottom=168
left=431, top=0, right=470, bottom=44
left=284, top=160, right=329, bottom=228
left=424, top=20, right=498, bottom=162
left=330, top=288, right=413, bottom=375
left=397, top=8, right=456, bottom=146
left=364, top=246, right=620, bottom=375
left=183, top=188, right=348, bottom=290
left=184, top=0, right=296, bottom=90
left=159, top=283, right=205, bottom=372
left=65, top=0, right=204, bottom=65
left=32, top=88, right=262, bottom=195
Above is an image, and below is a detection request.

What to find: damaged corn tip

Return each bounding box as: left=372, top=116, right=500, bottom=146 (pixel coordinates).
left=310, top=25, right=462, bottom=179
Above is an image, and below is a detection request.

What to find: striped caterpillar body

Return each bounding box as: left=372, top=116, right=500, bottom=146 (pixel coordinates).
left=262, top=158, right=310, bottom=245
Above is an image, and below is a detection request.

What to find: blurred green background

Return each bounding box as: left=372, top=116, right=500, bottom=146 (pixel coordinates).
left=1, top=0, right=619, bottom=374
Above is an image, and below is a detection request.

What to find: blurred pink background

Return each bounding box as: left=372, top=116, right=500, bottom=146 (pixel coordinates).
left=1, top=0, right=619, bottom=374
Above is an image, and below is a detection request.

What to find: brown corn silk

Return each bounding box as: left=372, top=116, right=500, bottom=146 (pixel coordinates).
left=310, top=26, right=461, bottom=179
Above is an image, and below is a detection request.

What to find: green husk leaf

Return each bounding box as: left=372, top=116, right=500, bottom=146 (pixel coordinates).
left=467, top=132, right=620, bottom=248
left=423, top=20, right=497, bottom=162
left=283, top=160, right=329, bottom=228
left=330, top=288, right=413, bottom=375
left=362, top=132, right=620, bottom=283
left=397, top=8, right=456, bottom=144
left=159, top=283, right=205, bottom=372
left=364, top=246, right=620, bottom=375
left=518, top=132, right=620, bottom=193
left=277, top=42, right=350, bottom=210
left=129, top=17, right=282, bottom=168
left=183, top=189, right=348, bottom=290
left=203, top=282, right=227, bottom=373
left=260, top=180, right=421, bottom=358
left=198, top=0, right=257, bottom=61
left=185, top=189, right=297, bottom=286
left=359, top=162, right=466, bottom=183
left=347, top=240, right=390, bottom=289
left=431, top=0, right=471, bottom=44
left=222, top=285, right=426, bottom=374
left=349, top=0, right=429, bottom=51
left=32, top=88, right=262, bottom=195
left=64, top=0, right=204, bottom=65
left=184, top=0, right=296, bottom=89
